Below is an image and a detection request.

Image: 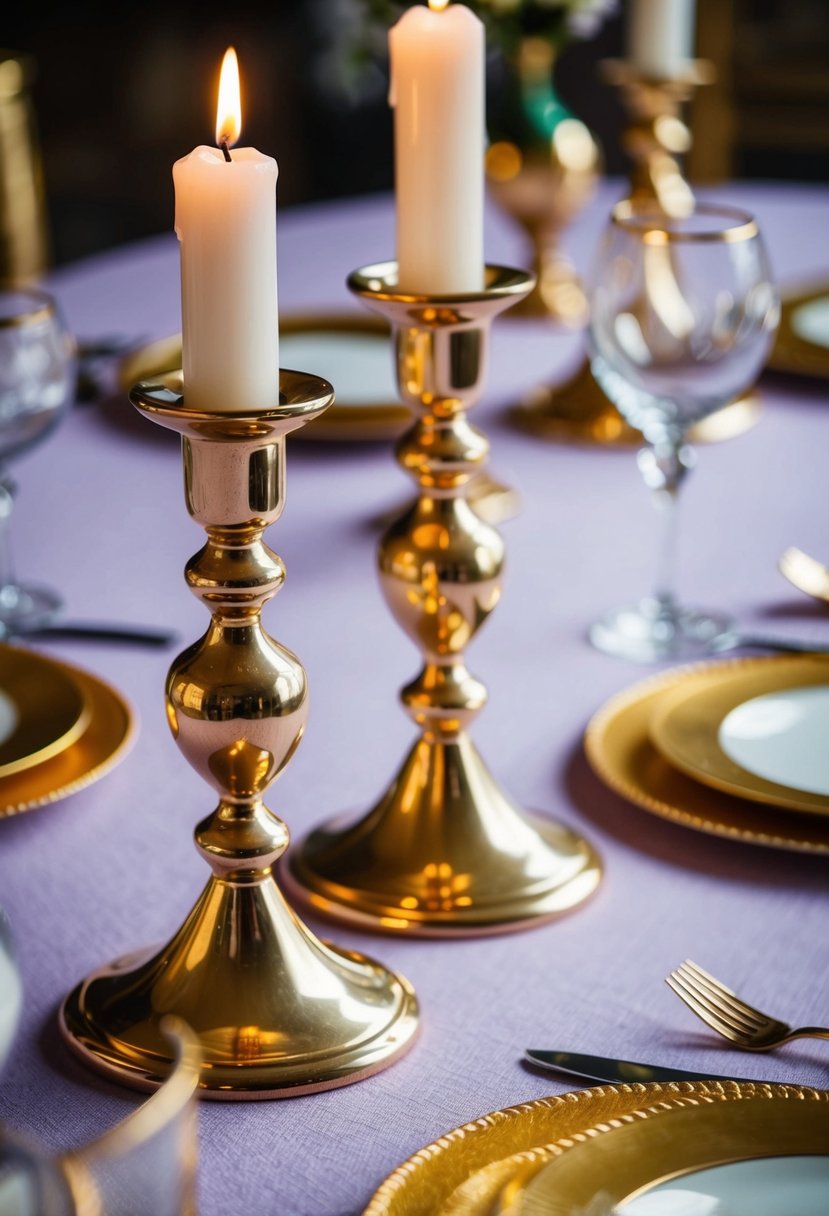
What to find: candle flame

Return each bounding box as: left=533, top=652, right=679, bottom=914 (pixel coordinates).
left=215, top=47, right=241, bottom=148
left=428, top=0, right=449, bottom=10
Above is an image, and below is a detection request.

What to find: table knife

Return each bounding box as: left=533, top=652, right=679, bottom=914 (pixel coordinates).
left=525, top=1049, right=762, bottom=1086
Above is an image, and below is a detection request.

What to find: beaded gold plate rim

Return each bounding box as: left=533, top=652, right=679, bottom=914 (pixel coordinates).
left=362, top=1082, right=828, bottom=1216
left=583, top=657, right=829, bottom=854
left=0, top=655, right=136, bottom=817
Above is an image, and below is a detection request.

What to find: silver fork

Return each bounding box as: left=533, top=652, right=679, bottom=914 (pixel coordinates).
left=666, top=959, right=829, bottom=1052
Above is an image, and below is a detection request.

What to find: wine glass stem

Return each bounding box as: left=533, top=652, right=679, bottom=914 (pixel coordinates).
left=0, top=476, right=17, bottom=599
left=639, top=437, right=693, bottom=617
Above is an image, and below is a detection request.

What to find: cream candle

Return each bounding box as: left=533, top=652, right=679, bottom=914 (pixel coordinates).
left=628, top=0, right=696, bottom=79
left=173, top=48, right=279, bottom=413
left=389, top=0, right=484, bottom=294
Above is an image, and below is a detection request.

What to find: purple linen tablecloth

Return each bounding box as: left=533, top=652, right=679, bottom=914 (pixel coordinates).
left=1, top=181, right=828, bottom=1215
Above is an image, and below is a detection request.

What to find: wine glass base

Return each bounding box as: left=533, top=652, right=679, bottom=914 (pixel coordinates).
left=0, top=584, right=62, bottom=632
left=589, top=598, right=734, bottom=664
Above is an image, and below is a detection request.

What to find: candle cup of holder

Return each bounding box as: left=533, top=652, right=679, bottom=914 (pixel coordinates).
left=60, top=370, right=419, bottom=1098
left=285, top=265, right=602, bottom=937
left=511, top=59, right=760, bottom=449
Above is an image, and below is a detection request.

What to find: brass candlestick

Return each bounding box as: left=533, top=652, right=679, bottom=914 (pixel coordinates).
left=512, top=59, right=758, bottom=447
left=286, top=265, right=602, bottom=936
left=61, top=370, right=419, bottom=1098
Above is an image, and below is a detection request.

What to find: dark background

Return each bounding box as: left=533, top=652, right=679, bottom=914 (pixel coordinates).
left=4, top=0, right=828, bottom=266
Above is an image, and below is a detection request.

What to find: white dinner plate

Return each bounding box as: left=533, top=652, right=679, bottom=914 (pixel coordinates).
left=719, top=685, right=829, bottom=798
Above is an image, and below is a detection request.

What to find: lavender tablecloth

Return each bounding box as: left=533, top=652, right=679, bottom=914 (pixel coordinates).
left=1, top=181, right=828, bottom=1215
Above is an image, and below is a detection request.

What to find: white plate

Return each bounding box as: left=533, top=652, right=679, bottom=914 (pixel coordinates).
left=719, top=685, right=829, bottom=797
left=622, top=1155, right=829, bottom=1215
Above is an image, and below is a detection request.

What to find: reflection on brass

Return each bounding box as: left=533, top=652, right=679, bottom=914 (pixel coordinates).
left=287, top=265, right=601, bottom=935
left=511, top=58, right=758, bottom=448
left=60, top=370, right=419, bottom=1097
left=485, top=39, right=599, bottom=325
left=364, top=1082, right=829, bottom=1216
left=0, top=51, right=49, bottom=285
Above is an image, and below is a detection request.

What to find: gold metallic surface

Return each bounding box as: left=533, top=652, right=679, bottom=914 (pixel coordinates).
left=768, top=280, right=829, bottom=379
left=117, top=314, right=412, bottom=441
left=288, top=266, right=601, bottom=935
left=60, top=370, right=420, bottom=1098
left=584, top=660, right=829, bottom=854
left=509, top=57, right=759, bottom=447
left=0, top=655, right=134, bottom=818
left=485, top=39, right=599, bottom=324
left=649, top=655, right=829, bottom=815
left=502, top=1084, right=829, bottom=1215
left=0, top=51, right=49, bottom=285
left=0, top=644, right=89, bottom=777
left=363, top=1082, right=829, bottom=1216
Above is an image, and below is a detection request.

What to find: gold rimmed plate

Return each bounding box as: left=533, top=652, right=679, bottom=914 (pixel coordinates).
left=495, top=1083, right=829, bottom=1215
left=768, top=280, right=829, bottom=379
left=0, top=646, right=90, bottom=778
left=362, top=1082, right=827, bottom=1216
left=118, top=313, right=411, bottom=442
left=649, top=655, right=829, bottom=816
left=0, top=654, right=136, bottom=818
left=584, top=661, right=829, bottom=854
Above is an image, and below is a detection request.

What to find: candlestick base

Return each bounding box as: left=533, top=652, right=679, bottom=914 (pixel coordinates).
left=61, top=876, right=419, bottom=1097
left=286, top=732, right=600, bottom=937
left=59, top=372, right=419, bottom=1097
left=286, top=265, right=601, bottom=936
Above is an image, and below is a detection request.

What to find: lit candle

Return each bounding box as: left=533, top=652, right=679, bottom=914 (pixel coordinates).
left=173, top=48, right=279, bottom=412
left=389, top=0, right=484, bottom=294
left=628, top=0, right=696, bottom=79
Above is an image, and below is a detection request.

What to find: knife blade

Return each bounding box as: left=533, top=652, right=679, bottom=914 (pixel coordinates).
left=525, top=1049, right=763, bottom=1086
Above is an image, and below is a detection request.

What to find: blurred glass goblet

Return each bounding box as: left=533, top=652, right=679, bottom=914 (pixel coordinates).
left=587, top=200, right=779, bottom=662
left=0, top=289, right=75, bottom=631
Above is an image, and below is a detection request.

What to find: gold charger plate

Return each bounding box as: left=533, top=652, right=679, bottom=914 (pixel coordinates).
left=649, top=655, right=829, bottom=816
left=495, top=1083, right=829, bottom=1215
left=768, top=280, right=829, bottom=378
left=584, top=660, right=829, bottom=854
left=118, top=313, right=411, bottom=442
left=0, top=653, right=136, bottom=818
left=362, top=1082, right=826, bottom=1215
left=0, top=646, right=90, bottom=778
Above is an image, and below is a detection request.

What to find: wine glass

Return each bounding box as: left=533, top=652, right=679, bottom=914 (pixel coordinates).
left=0, top=288, right=75, bottom=632
left=586, top=200, right=779, bottom=662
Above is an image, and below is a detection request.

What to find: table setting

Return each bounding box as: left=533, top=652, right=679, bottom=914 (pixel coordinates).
left=1, top=0, right=828, bottom=1212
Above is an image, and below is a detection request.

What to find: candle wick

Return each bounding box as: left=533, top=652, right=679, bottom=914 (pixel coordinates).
left=220, top=140, right=232, bottom=163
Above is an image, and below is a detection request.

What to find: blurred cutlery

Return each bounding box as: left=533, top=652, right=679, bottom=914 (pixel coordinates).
left=779, top=546, right=829, bottom=604
left=524, top=1048, right=761, bottom=1085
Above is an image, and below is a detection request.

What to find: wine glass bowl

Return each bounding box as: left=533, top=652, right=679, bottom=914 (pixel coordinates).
left=0, top=289, right=76, bottom=631
left=587, top=201, right=779, bottom=662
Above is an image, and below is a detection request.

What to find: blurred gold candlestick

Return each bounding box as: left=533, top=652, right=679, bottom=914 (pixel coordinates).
left=287, top=265, right=602, bottom=936
left=512, top=58, right=757, bottom=448
left=60, top=370, right=419, bottom=1097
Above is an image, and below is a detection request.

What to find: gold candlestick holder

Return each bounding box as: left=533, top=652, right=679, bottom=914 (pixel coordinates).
left=286, top=265, right=602, bottom=936
left=60, top=370, right=419, bottom=1098
left=512, top=59, right=759, bottom=448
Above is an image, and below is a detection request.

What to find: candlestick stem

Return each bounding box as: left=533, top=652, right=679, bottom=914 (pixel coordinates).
left=286, top=265, right=601, bottom=936
left=60, top=371, right=419, bottom=1097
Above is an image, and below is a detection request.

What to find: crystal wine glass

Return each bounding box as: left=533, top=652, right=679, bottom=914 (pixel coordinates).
left=0, top=289, right=75, bottom=632
left=587, top=200, right=779, bottom=662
